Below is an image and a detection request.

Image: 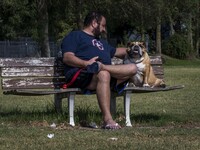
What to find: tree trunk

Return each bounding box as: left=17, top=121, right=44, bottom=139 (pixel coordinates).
left=156, top=16, right=162, bottom=54
left=169, top=16, right=175, bottom=36
left=187, top=13, right=194, bottom=58
left=37, top=0, right=50, bottom=57
left=195, top=1, right=200, bottom=57
left=76, top=0, right=83, bottom=30
left=140, top=4, right=145, bottom=41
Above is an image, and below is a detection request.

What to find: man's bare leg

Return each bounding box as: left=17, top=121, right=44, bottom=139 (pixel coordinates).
left=86, top=63, right=137, bottom=129
left=87, top=70, right=121, bottom=129
left=100, top=63, right=137, bottom=80
left=96, top=71, right=121, bottom=128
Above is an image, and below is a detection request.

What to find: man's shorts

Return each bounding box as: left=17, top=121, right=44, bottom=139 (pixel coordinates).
left=65, top=68, right=128, bottom=93
left=65, top=68, right=93, bottom=89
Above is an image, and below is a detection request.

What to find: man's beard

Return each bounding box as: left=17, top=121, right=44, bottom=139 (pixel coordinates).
left=92, top=25, right=101, bottom=38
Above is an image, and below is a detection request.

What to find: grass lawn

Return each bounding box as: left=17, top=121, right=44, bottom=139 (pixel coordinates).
left=0, top=56, right=200, bottom=150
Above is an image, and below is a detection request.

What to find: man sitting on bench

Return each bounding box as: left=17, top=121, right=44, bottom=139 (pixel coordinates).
left=61, top=11, right=137, bottom=129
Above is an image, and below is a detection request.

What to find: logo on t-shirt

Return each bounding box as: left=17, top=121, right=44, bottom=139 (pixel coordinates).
left=92, top=39, right=104, bottom=50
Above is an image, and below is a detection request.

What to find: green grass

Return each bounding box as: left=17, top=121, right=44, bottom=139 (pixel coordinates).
left=0, top=57, right=200, bottom=150
left=162, top=54, right=200, bottom=67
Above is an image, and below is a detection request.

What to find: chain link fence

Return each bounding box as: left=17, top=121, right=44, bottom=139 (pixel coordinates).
left=0, top=38, right=60, bottom=58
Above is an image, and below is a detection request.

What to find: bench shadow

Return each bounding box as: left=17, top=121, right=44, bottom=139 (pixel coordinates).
left=131, top=113, right=162, bottom=123
left=0, top=109, right=57, bottom=117
left=1, top=106, right=171, bottom=126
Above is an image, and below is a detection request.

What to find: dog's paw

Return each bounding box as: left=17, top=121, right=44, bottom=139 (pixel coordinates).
left=127, top=82, right=136, bottom=87
left=143, top=83, right=150, bottom=87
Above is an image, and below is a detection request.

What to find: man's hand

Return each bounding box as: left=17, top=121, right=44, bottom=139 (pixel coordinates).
left=63, top=52, right=101, bottom=68
left=87, top=56, right=100, bottom=65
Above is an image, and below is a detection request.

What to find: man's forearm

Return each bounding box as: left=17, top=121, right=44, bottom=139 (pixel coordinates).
left=63, top=53, right=88, bottom=68
left=115, top=47, right=127, bottom=59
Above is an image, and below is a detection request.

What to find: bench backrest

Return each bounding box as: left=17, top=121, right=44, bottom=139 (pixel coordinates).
left=0, top=57, right=64, bottom=90
left=0, top=56, right=163, bottom=90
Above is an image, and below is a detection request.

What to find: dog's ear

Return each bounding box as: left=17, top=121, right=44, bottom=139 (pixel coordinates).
left=140, top=41, right=146, bottom=48
left=126, top=47, right=131, bottom=53
left=127, top=42, right=131, bottom=47
left=126, top=42, right=132, bottom=53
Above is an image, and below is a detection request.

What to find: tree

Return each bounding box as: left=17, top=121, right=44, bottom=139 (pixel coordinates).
left=174, top=0, right=199, bottom=58
left=0, top=0, right=36, bottom=40
left=0, top=0, right=199, bottom=58
left=36, top=0, right=50, bottom=57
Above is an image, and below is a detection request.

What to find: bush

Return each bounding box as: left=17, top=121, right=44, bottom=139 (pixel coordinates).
left=162, top=34, right=191, bottom=59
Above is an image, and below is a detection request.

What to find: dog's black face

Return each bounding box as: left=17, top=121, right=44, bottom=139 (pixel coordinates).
left=127, top=42, right=146, bottom=58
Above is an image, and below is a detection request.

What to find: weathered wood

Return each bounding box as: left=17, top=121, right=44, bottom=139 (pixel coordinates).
left=2, top=77, right=66, bottom=89
left=1, top=67, right=64, bottom=77
left=1, top=67, right=59, bottom=77
left=124, top=85, right=185, bottom=93
left=3, top=88, right=81, bottom=96
left=0, top=57, right=56, bottom=67
left=149, top=55, right=162, bottom=65
left=111, top=55, right=162, bottom=65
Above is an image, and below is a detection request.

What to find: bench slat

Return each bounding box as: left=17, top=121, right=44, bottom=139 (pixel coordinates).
left=1, top=67, right=54, bottom=77
left=1, top=67, right=64, bottom=77
left=0, top=57, right=57, bottom=67
left=149, top=55, right=162, bottom=65
left=2, top=77, right=66, bottom=89
left=152, top=66, right=164, bottom=78
left=124, top=85, right=184, bottom=93
left=111, top=55, right=162, bottom=65
left=1, top=66, right=163, bottom=77
left=3, top=88, right=81, bottom=96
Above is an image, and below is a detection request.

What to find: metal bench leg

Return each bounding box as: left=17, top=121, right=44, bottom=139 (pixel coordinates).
left=54, top=93, right=62, bottom=113
left=124, top=91, right=132, bottom=127
left=68, top=92, right=76, bottom=126
left=110, top=91, right=116, bottom=115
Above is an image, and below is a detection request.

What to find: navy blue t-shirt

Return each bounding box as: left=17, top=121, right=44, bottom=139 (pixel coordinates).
left=61, top=31, right=116, bottom=71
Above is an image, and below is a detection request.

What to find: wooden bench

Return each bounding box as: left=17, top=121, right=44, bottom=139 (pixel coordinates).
left=0, top=56, right=184, bottom=127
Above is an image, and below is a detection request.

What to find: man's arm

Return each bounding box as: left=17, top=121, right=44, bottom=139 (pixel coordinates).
left=63, top=52, right=99, bottom=67
left=114, top=47, right=127, bottom=59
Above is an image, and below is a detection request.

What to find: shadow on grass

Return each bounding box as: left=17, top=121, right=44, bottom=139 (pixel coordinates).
left=75, top=106, right=102, bottom=126
left=0, top=105, right=102, bottom=126
left=0, top=105, right=175, bottom=127
left=0, top=106, right=68, bottom=122
left=132, top=113, right=161, bottom=122
left=130, top=113, right=176, bottom=126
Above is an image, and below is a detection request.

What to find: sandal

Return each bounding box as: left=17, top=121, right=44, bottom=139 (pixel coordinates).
left=102, top=123, right=121, bottom=130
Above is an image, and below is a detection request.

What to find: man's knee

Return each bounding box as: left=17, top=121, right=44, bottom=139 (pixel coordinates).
left=97, top=70, right=111, bottom=83
left=127, top=64, right=137, bottom=76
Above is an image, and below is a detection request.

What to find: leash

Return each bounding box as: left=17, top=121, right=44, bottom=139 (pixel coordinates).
left=62, top=61, right=100, bottom=89
left=128, top=57, right=144, bottom=64
left=62, top=68, right=83, bottom=89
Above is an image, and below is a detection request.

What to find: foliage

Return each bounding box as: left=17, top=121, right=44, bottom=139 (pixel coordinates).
left=162, top=33, right=191, bottom=59
left=0, top=0, right=199, bottom=57
left=0, top=0, right=36, bottom=40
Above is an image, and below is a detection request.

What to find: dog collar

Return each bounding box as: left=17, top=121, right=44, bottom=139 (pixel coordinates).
left=135, top=57, right=144, bottom=64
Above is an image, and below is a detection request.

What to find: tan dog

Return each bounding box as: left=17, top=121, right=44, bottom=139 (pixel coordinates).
left=124, top=41, right=165, bottom=88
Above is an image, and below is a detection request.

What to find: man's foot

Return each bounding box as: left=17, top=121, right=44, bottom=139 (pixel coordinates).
left=102, top=120, right=121, bottom=130
left=102, top=123, right=121, bottom=130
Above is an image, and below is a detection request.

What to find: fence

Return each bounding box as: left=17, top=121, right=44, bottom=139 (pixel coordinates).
left=0, top=40, right=60, bottom=58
